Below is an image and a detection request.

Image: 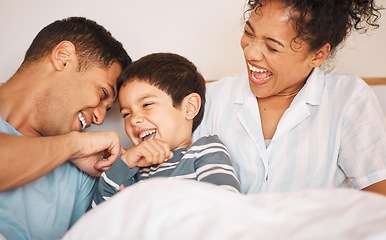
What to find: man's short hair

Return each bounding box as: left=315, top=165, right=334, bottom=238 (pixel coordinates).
left=117, top=52, right=206, bottom=132
left=22, top=16, right=131, bottom=71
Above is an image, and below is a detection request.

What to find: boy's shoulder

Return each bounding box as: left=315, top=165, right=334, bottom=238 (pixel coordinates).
left=190, top=134, right=223, bottom=147
left=186, top=134, right=230, bottom=156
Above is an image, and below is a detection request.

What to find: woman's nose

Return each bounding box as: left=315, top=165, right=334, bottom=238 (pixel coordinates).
left=244, top=40, right=264, bottom=61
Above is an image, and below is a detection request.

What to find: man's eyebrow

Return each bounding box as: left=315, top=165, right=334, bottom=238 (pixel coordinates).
left=265, top=37, right=285, bottom=48
left=109, top=83, right=117, bottom=99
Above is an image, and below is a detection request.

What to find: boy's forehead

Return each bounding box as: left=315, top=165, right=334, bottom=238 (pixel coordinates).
left=119, top=80, right=168, bottom=100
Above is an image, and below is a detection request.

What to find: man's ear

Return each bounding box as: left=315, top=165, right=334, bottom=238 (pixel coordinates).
left=51, top=41, right=75, bottom=71
left=184, top=93, right=201, bottom=120
left=310, top=43, right=331, bottom=67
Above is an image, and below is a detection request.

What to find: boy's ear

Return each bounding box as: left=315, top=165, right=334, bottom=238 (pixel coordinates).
left=310, top=43, right=330, bottom=67
left=51, top=41, right=75, bottom=71
left=184, top=93, right=201, bottom=120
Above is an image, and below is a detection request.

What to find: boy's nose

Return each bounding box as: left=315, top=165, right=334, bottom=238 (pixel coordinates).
left=130, top=112, right=143, bottom=126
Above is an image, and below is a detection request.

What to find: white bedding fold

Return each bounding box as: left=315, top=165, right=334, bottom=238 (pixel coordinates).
left=63, top=178, right=386, bottom=240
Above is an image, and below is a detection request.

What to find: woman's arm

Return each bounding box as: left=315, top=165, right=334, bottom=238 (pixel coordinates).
left=0, top=131, right=121, bottom=191
left=362, top=180, right=386, bottom=196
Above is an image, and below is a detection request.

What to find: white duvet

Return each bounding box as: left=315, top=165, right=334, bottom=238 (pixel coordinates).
left=63, top=178, right=386, bottom=240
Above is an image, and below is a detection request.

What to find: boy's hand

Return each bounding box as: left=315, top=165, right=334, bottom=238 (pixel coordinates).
left=120, top=139, right=173, bottom=168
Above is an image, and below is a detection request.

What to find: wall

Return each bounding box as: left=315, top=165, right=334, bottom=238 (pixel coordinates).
left=1, top=0, right=385, bottom=148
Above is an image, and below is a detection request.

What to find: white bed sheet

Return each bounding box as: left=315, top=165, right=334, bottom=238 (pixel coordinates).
left=63, top=178, right=386, bottom=240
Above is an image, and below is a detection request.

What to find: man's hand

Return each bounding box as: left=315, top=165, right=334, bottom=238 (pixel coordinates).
left=69, top=131, right=121, bottom=176
left=120, top=139, right=173, bottom=168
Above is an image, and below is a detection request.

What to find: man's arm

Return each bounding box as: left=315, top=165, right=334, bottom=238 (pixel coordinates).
left=0, top=131, right=121, bottom=191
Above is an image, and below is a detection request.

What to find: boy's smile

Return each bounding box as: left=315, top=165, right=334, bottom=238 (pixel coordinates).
left=119, top=79, right=193, bottom=150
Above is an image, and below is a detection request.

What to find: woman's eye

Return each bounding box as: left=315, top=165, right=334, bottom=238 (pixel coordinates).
left=267, top=45, right=278, bottom=53
left=243, top=29, right=253, bottom=37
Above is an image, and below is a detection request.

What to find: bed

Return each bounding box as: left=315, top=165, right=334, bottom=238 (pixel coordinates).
left=63, top=178, right=386, bottom=240
left=67, top=77, right=386, bottom=240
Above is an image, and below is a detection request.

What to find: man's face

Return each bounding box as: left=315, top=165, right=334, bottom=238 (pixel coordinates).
left=35, top=61, right=122, bottom=136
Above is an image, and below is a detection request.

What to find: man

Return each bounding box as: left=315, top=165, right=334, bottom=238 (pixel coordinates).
left=0, top=17, right=131, bottom=239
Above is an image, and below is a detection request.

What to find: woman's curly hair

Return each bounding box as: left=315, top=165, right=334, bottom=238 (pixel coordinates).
left=244, top=0, right=383, bottom=54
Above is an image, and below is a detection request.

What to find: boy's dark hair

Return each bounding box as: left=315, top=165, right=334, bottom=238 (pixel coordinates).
left=117, top=52, right=206, bottom=132
left=21, top=16, right=131, bottom=71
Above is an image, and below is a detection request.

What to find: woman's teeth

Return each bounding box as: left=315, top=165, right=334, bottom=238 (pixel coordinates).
left=78, top=113, right=86, bottom=130
left=248, top=63, right=272, bottom=81
left=248, top=63, right=268, bottom=73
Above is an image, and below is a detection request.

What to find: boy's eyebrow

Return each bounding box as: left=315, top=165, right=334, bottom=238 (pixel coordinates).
left=138, top=94, right=157, bottom=102
left=119, top=94, right=158, bottom=111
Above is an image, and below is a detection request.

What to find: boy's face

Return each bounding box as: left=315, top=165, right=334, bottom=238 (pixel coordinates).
left=119, top=79, right=193, bottom=150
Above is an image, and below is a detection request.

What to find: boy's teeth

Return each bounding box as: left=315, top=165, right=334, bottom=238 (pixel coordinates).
left=140, top=130, right=156, bottom=139
left=248, top=63, right=268, bottom=73
left=78, top=113, right=86, bottom=130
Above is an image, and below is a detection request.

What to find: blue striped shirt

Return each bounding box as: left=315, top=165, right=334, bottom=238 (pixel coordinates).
left=92, top=135, right=240, bottom=207
left=193, top=67, right=386, bottom=194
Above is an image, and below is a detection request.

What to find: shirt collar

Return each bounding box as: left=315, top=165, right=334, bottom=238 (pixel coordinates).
left=296, top=67, right=326, bottom=106
left=234, top=71, right=252, bottom=104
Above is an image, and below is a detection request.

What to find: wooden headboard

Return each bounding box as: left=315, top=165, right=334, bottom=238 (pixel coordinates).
left=363, top=78, right=386, bottom=85
left=206, top=78, right=386, bottom=85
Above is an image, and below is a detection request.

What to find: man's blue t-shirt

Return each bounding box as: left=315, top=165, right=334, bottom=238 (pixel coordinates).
left=0, top=117, right=97, bottom=240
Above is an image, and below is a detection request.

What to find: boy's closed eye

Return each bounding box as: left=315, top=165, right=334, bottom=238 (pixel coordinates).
left=121, top=112, right=130, bottom=118
left=143, top=102, right=154, bottom=108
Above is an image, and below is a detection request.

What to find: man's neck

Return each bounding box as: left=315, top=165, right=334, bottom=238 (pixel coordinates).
left=0, top=75, right=42, bottom=136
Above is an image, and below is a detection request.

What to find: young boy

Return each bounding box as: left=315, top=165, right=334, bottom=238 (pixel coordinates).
left=92, top=53, right=240, bottom=207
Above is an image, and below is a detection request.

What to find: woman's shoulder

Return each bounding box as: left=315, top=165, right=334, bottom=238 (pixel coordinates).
left=206, top=72, right=247, bottom=94
left=322, top=68, right=370, bottom=91
left=317, top=68, right=377, bottom=108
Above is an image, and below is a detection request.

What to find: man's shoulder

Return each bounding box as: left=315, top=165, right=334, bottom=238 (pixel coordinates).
left=0, top=116, right=21, bottom=135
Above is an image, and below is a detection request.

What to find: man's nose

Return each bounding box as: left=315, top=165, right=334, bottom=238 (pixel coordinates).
left=93, top=105, right=107, bottom=125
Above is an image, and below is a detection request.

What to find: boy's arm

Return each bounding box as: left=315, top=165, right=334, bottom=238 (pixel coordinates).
left=92, top=157, right=139, bottom=208
left=92, top=139, right=173, bottom=207
left=193, top=136, right=240, bottom=193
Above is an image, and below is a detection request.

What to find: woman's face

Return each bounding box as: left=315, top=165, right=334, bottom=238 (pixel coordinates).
left=240, top=0, right=317, bottom=98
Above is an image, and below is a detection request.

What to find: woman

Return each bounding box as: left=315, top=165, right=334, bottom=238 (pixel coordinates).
left=193, top=0, right=386, bottom=195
